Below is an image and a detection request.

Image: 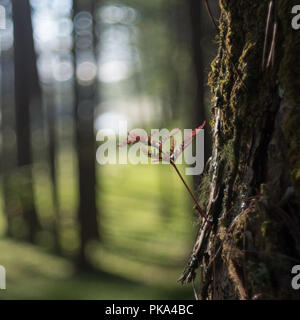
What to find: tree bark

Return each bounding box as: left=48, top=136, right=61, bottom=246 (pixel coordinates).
left=181, top=0, right=300, bottom=300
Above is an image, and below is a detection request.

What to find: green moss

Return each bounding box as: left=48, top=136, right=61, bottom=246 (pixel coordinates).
left=208, top=1, right=277, bottom=152
left=220, top=141, right=235, bottom=167
left=231, top=209, right=253, bottom=248
left=197, top=172, right=211, bottom=208
left=202, top=0, right=300, bottom=300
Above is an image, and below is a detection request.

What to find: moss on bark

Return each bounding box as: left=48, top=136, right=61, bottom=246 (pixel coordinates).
left=189, top=0, right=300, bottom=300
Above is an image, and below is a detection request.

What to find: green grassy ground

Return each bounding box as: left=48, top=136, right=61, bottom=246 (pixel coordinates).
left=0, top=149, right=197, bottom=299
left=0, top=239, right=192, bottom=300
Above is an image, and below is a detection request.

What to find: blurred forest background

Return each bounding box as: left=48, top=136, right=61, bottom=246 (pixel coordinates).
left=0, top=0, right=218, bottom=299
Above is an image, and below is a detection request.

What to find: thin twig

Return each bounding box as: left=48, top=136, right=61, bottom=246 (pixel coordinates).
left=171, top=162, right=213, bottom=231
left=262, top=1, right=273, bottom=70
left=266, top=21, right=277, bottom=68
left=203, top=0, right=218, bottom=31
left=192, top=278, right=199, bottom=300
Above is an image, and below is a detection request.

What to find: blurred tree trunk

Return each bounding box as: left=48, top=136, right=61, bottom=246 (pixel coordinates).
left=44, top=88, right=60, bottom=253
left=189, top=0, right=210, bottom=164
left=73, top=0, right=100, bottom=269
left=12, top=0, right=41, bottom=242
left=181, top=0, right=300, bottom=300
left=0, top=36, right=16, bottom=237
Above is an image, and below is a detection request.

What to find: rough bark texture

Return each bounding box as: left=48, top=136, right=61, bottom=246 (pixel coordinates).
left=182, top=0, right=300, bottom=300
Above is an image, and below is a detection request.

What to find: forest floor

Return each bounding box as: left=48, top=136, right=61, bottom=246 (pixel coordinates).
left=0, top=239, right=192, bottom=299
left=0, top=150, right=195, bottom=299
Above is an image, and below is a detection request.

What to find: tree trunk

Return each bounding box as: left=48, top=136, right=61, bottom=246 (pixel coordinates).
left=44, top=88, right=60, bottom=253
left=12, top=0, right=41, bottom=242
left=0, top=36, right=16, bottom=237
left=181, top=0, right=300, bottom=300
left=73, top=0, right=100, bottom=269
left=189, top=0, right=210, bottom=165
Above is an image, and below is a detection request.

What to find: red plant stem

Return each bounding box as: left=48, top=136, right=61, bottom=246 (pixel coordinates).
left=171, top=162, right=213, bottom=231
